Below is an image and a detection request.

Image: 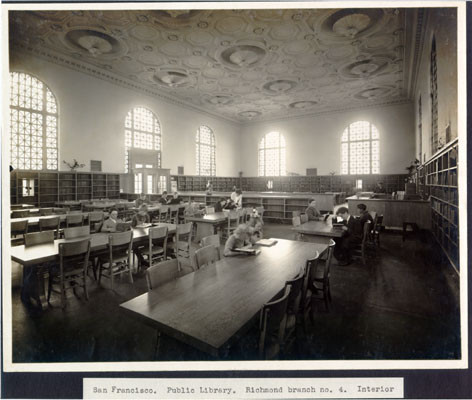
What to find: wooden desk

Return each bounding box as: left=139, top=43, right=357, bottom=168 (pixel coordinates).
left=11, top=212, right=109, bottom=226
left=293, top=220, right=344, bottom=239
left=120, top=238, right=328, bottom=358
left=10, top=223, right=176, bottom=309
left=185, top=212, right=229, bottom=242
left=346, top=196, right=431, bottom=230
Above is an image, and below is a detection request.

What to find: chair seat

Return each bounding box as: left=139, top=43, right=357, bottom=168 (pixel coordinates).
left=141, top=246, right=165, bottom=257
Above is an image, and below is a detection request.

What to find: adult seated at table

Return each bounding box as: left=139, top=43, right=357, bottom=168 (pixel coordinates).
left=158, top=191, right=170, bottom=205
left=357, top=203, right=374, bottom=229
left=224, top=224, right=257, bottom=257
left=373, top=182, right=385, bottom=193
left=305, top=198, right=322, bottom=221
left=168, top=191, right=183, bottom=205
left=101, top=208, right=121, bottom=232
left=214, top=198, right=228, bottom=212
left=131, top=204, right=151, bottom=227
left=135, top=193, right=149, bottom=208
left=333, top=207, right=363, bottom=266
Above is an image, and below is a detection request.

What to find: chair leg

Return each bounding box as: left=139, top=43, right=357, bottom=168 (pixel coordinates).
left=128, top=257, right=134, bottom=284
left=60, top=280, right=66, bottom=309
left=47, top=274, right=52, bottom=303
left=155, top=331, right=161, bottom=359
left=83, top=273, right=89, bottom=300
left=110, top=265, right=114, bottom=291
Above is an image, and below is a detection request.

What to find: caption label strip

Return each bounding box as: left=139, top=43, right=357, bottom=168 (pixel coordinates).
left=84, top=378, right=403, bottom=399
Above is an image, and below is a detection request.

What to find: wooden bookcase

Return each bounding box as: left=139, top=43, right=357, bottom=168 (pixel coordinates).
left=424, top=138, right=459, bottom=273
left=10, top=171, right=121, bottom=205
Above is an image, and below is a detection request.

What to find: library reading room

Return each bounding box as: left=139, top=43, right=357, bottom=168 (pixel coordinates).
left=5, top=5, right=464, bottom=365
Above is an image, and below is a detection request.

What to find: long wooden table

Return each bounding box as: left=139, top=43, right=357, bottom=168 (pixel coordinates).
left=10, top=212, right=109, bottom=227
left=120, top=238, right=328, bottom=358
left=293, top=220, right=344, bottom=240
left=10, top=223, right=176, bottom=309
left=185, top=211, right=230, bottom=242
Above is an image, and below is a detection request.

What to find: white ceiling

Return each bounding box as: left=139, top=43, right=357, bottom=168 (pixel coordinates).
left=9, top=8, right=417, bottom=123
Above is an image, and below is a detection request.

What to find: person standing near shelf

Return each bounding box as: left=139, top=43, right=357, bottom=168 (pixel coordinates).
left=305, top=198, right=322, bottom=221
left=373, top=182, right=385, bottom=193
left=233, top=189, right=243, bottom=209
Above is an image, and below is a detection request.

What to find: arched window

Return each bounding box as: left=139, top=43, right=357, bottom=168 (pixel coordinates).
left=258, top=131, right=286, bottom=176
left=9, top=72, right=58, bottom=170
left=196, top=125, right=216, bottom=176
left=341, top=121, right=379, bottom=175
left=124, top=106, right=161, bottom=173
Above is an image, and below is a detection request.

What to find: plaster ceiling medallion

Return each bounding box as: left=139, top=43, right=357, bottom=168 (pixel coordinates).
left=153, top=70, right=190, bottom=88
left=263, top=79, right=298, bottom=94
left=151, top=10, right=204, bottom=27
left=65, top=29, right=123, bottom=57
left=239, top=110, right=261, bottom=118
left=204, top=95, right=234, bottom=106
left=216, top=16, right=246, bottom=34
left=289, top=100, right=318, bottom=109
left=269, top=22, right=299, bottom=41
left=220, top=45, right=266, bottom=68
left=284, top=40, right=311, bottom=55
left=320, top=9, right=383, bottom=40
left=340, top=58, right=389, bottom=79
left=354, top=86, right=392, bottom=100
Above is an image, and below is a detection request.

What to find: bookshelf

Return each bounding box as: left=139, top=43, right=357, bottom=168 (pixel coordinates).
left=425, top=138, right=459, bottom=273
left=10, top=171, right=121, bottom=206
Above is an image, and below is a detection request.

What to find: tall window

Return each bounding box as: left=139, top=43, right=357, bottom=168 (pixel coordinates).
left=124, top=107, right=161, bottom=173
left=258, top=132, right=286, bottom=176
left=341, top=121, right=379, bottom=175
left=196, top=125, right=216, bottom=176
left=430, top=37, right=438, bottom=154
left=10, top=72, right=58, bottom=170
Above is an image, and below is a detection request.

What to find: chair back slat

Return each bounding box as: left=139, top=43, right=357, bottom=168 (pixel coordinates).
left=88, top=211, right=104, bottom=223
left=302, top=251, right=320, bottom=307
left=109, top=230, right=134, bottom=247
left=11, top=210, right=30, bottom=218
left=285, top=271, right=304, bottom=315
left=11, top=220, right=29, bottom=236
left=64, top=225, right=91, bottom=239
left=25, top=231, right=54, bottom=247
left=39, top=216, right=60, bottom=233
left=146, top=259, right=180, bottom=291
left=195, top=244, right=220, bottom=269
left=292, top=216, right=301, bottom=227
left=300, top=214, right=308, bottom=224
left=59, top=238, right=91, bottom=257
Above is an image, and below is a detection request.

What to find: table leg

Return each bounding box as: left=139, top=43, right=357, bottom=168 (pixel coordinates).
left=21, top=265, right=48, bottom=310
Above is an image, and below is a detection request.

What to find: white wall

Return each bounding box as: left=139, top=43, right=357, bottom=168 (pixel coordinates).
left=414, top=8, right=458, bottom=162
left=239, top=102, right=415, bottom=176
left=9, top=51, right=241, bottom=176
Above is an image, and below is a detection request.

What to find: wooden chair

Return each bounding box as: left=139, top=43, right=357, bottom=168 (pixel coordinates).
left=292, top=211, right=301, bottom=218
left=25, top=230, right=54, bottom=247
left=200, top=234, right=221, bottom=259
left=172, top=222, right=193, bottom=272
left=145, top=258, right=180, bottom=291
left=168, top=205, right=179, bottom=224
left=66, top=213, right=84, bottom=228
left=224, top=211, right=240, bottom=240
left=11, top=219, right=29, bottom=246
left=292, top=216, right=302, bottom=240
left=98, top=230, right=134, bottom=290
left=300, top=251, right=320, bottom=327
left=139, top=226, right=168, bottom=271
left=39, top=216, right=60, bottom=239
left=300, top=214, right=308, bottom=224
left=310, top=239, right=335, bottom=311
left=195, top=244, right=220, bottom=269
left=115, top=203, right=127, bottom=220
left=39, top=208, right=54, bottom=216
left=283, top=270, right=305, bottom=350
left=88, top=211, right=104, bottom=233
left=205, top=206, right=215, bottom=214
left=258, top=285, right=291, bottom=360
left=372, top=215, right=383, bottom=247
left=53, top=207, right=68, bottom=214
left=177, top=205, right=186, bottom=224
left=157, top=205, right=169, bottom=223
left=11, top=210, right=29, bottom=219
left=352, top=221, right=371, bottom=265
left=48, top=238, right=91, bottom=309
left=64, top=225, right=90, bottom=240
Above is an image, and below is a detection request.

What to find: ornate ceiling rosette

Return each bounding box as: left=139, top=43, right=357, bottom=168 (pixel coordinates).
left=262, top=79, right=298, bottom=94
left=353, top=86, right=395, bottom=100
left=63, top=29, right=126, bottom=58
left=203, top=94, right=234, bottom=106
left=219, top=44, right=267, bottom=69
left=153, top=69, right=192, bottom=88
left=239, top=110, right=262, bottom=119
left=289, top=100, right=319, bottom=109
left=339, top=55, right=393, bottom=79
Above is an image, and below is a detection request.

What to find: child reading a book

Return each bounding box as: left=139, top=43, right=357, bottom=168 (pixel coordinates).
left=224, top=224, right=257, bottom=257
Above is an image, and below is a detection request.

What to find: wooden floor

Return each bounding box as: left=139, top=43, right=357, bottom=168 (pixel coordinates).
left=10, top=222, right=460, bottom=362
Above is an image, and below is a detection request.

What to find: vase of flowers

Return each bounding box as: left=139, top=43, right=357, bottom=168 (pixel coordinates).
left=63, top=159, right=85, bottom=171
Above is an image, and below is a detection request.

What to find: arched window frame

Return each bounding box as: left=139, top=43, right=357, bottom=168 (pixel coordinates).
left=196, top=125, right=216, bottom=176
left=258, top=131, right=286, bottom=177
left=124, top=106, right=162, bottom=173
left=341, top=121, right=380, bottom=175
left=9, top=72, right=58, bottom=170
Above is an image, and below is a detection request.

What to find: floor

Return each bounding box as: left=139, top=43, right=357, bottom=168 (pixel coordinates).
left=10, top=222, right=460, bottom=362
